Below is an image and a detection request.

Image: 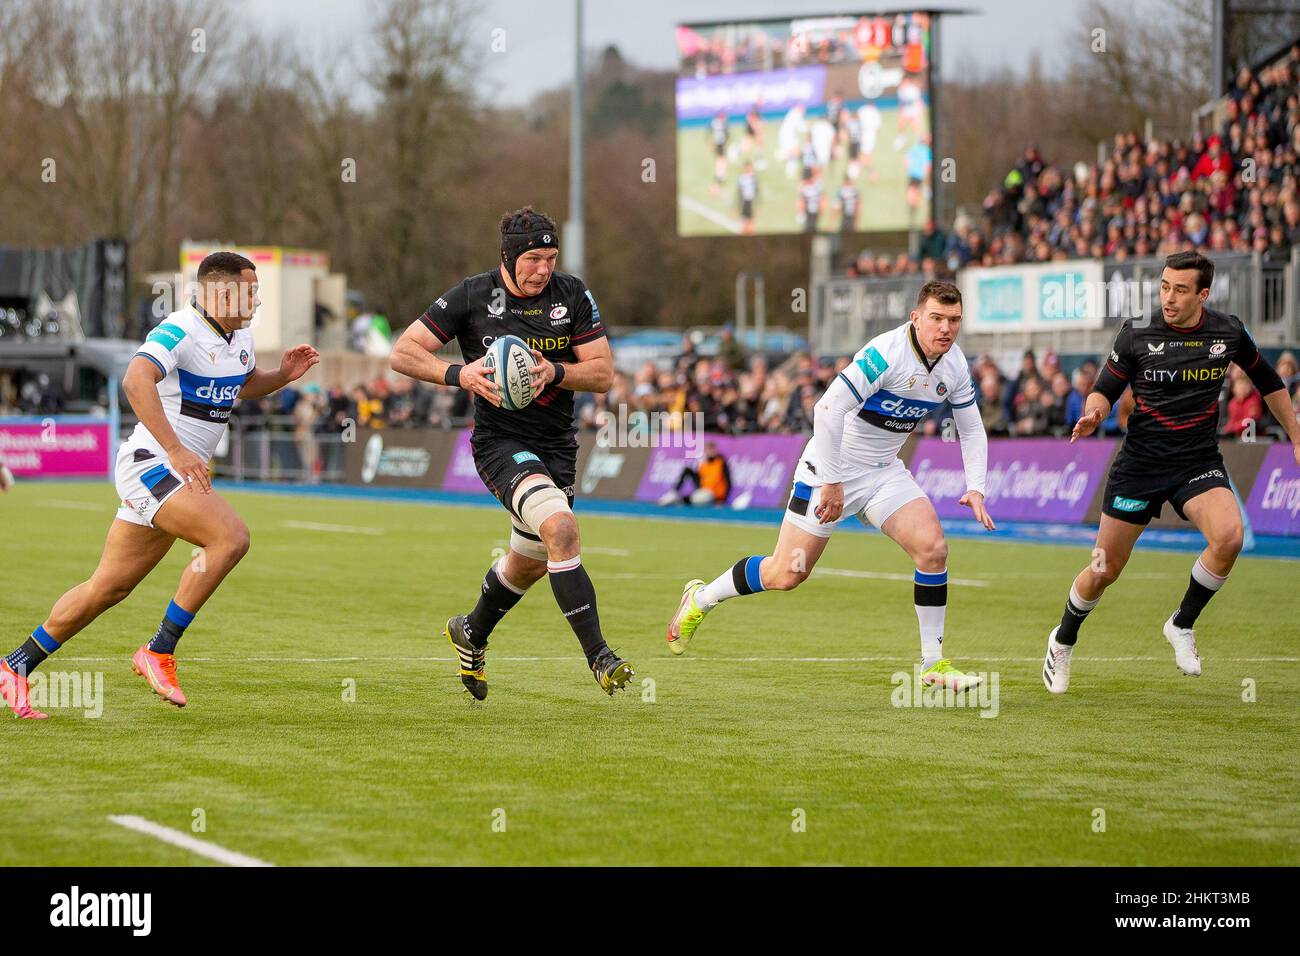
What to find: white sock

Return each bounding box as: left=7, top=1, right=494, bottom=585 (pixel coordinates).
left=1191, top=557, right=1227, bottom=592
left=915, top=567, right=948, bottom=666
left=917, top=604, right=945, bottom=666
left=697, top=556, right=767, bottom=610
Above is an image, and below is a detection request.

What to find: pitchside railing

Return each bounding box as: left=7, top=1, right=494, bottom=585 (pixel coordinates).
left=213, top=415, right=349, bottom=485
left=812, top=251, right=1300, bottom=358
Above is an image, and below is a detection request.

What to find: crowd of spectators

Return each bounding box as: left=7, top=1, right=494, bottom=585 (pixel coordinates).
left=236, top=331, right=1300, bottom=453
left=846, top=44, right=1300, bottom=278
left=578, top=331, right=845, bottom=436
left=279, top=334, right=1300, bottom=446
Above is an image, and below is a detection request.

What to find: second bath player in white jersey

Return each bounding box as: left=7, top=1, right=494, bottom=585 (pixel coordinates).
left=666, top=281, right=996, bottom=691
left=0, top=252, right=319, bottom=719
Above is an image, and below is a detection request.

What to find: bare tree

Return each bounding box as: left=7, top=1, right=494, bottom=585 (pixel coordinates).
left=143, top=0, right=231, bottom=270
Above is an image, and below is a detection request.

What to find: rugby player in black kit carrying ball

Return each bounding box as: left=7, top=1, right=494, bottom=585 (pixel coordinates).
left=1040, top=251, right=1300, bottom=695
left=390, top=207, right=635, bottom=699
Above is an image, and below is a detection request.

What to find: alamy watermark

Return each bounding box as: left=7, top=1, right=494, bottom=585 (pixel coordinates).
left=25, top=670, right=104, bottom=718
left=594, top=405, right=706, bottom=457
left=890, top=665, right=999, bottom=718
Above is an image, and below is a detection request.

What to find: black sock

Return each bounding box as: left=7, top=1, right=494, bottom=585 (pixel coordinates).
left=464, top=561, right=525, bottom=647
left=5, top=636, right=50, bottom=677
left=147, top=600, right=195, bottom=655
left=547, top=556, right=607, bottom=665
left=1172, top=561, right=1225, bottom=629
left=1056, top=588, right=1099, bottom=646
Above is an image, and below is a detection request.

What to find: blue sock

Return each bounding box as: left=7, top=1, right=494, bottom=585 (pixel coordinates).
left=148, top=600, right=195, bottom=655
left=5, top=626, right=60, bottom=677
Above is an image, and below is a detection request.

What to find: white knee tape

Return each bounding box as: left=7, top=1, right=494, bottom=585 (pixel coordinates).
left=509, top=526, right=549, bottom=562
left=513, top=480, right=571, bottom=535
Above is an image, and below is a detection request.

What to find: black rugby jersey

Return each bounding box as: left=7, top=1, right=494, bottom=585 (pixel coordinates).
left=419, top=269, right=607, bottom=445
left=1094, top=306, right=1283, bottom=464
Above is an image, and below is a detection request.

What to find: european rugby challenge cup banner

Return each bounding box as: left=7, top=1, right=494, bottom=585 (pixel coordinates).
left=1244, top=442, right=1300, bottom=536
left=911, top=437, right=1119, bottom=523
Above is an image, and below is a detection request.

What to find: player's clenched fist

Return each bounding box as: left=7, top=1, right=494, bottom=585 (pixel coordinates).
left=459, top=356, right=503, bottom=407
left=815, top=482, right=844, bottom=524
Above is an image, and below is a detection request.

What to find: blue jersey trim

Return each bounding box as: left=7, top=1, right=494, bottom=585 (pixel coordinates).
left=134, top=352, right=168, bottom=377
left=836, top=372, right=863, bottom=403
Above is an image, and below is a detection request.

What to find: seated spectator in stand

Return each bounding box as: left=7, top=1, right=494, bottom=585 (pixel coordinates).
left=1221, top=375, right=1263, bottom=437
left=979, top=374, right=1009, bottom=436
left=1045, top=371, right=1074, bottom=436
left=658, top=441, right=731, bottom=506
left=1003, top=349, right=1041, bottom=423
left=1276, top=350, right=1298, bottom=397
left=1013, top=376, right=1051, bottom=435
left=1066, top=363, right=1096, bottom=429
left=917, top=218, right=947, bottom=262
left=352, top=385, right=383, bottom=428
left=385, top=378, right=417, bottom=427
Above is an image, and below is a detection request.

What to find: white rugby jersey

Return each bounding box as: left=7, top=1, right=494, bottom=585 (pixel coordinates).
left=128, top=302, right=256, bottom=461
left=807, top=321, right=986, bottom=491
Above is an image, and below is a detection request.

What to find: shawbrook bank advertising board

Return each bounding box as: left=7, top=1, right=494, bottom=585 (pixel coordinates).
left=0, top=417, right=112, bottom=478
left=341, top=428, right=1296, bottom=537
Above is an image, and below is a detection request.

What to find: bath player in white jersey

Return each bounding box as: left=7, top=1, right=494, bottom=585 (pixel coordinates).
left=666, top=281, right=996, bottom=691
left=0, top=252, right=319, bottom=718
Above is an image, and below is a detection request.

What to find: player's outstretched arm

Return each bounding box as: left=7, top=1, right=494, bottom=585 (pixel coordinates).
left=123, top=357, right=211, bottom=495
left=239, top=345, right=320, bottom=400
left=532, top=337, right=614, bottom=395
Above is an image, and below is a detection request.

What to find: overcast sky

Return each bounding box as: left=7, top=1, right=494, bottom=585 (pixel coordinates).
left=256, top=0, right=1095, bottom=105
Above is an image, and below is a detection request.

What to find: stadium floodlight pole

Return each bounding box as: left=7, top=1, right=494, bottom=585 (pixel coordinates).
left=1212, top=0, right=1224, bottom=98
left=565, top=0, right=585, bottom=278
left=930, top=10, right=942, bottom=228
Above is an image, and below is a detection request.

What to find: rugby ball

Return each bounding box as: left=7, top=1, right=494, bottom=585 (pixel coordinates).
left=483, top=334, right=535, bottom=411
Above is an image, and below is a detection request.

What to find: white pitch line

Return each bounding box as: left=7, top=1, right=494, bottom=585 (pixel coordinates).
left=61, top=655, right=1300, bottom=664
left=36, top=499, right=105, bottom=511
left=281, top=520, right=384, bottom=536
left=678, top=195, right=742, bottom=234
left=815, top=567, right=988, bottom=587
left=107, top=815, right=274, bottom=867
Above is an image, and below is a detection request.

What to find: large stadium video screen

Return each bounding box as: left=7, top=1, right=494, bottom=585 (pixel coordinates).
left=676, top=12, right=933, bottom=237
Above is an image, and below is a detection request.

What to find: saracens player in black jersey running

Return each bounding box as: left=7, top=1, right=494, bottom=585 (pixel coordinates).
left=1042, top=251, right=1300, bottom=694
left=390, top=206, right=635, bottom=699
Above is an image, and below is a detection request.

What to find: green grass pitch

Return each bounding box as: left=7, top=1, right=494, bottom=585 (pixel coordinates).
left=676, top=108, right=927, bottom=236
left=1, top=480, right=1296, bottom=865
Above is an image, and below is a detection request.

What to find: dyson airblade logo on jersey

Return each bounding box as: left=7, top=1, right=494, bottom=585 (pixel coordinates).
left=194, top=380, right=242, bottom=403
left=876, top=396, right=931, bottom=419
left=177, top=369, right=246, bottom=421
left=858, top=389, right=939, bottom=431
